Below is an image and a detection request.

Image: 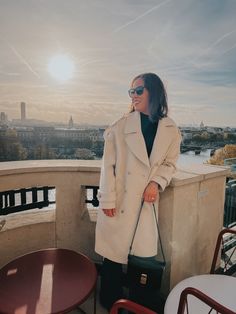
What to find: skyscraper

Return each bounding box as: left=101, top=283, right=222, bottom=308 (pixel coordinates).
left=21, top=102, right=26, bottom=120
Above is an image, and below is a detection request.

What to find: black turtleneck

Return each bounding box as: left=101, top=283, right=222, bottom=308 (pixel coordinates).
left=140, top=113, right=158, bottom=157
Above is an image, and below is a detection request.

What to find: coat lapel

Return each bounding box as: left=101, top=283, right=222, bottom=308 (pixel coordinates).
left=149, top=117, right=176, bottom=167
left=124, top=111, right=150, bottom=167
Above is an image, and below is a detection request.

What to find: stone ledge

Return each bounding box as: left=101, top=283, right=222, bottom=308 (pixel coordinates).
left=178, top=164, right=230, bottom=180
left=0, top=160, right=101, bottom=176
left=171, top=164, right=229, bottom=187
left=0, top=208, right=55, bottom=232
left=171, top=169, right=203, bottom=187
left=0, top=160, right=230, bottom=187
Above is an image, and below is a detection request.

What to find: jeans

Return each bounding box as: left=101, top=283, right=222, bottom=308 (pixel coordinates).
left=99, top=258, right=124, bottom=311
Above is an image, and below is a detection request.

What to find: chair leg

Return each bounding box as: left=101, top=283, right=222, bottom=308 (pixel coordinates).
left=94, top=283, right=97, bottom=314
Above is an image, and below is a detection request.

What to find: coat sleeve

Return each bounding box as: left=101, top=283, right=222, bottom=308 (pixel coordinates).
left=98, top=128, right=117, bottom=209
left=151, top=128, right=182, bottom=192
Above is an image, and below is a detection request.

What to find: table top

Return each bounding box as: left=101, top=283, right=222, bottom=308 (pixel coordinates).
left=0, top=248, right=97, bottom=314
left=164, top=274, right=236, bottom=314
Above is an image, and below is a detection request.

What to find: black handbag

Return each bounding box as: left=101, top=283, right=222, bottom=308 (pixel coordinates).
left=127, top=200, right=166, bottom=290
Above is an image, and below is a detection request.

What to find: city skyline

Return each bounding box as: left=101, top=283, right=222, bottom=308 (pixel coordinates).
left=1, top=101, right=235, bottom=129
left=0, top=0, right=236, bottom=127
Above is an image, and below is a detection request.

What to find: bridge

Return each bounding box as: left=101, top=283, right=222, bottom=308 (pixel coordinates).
left=180, top=144, right=215, bottom=155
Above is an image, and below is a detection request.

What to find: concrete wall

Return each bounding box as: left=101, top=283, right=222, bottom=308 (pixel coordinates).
left=160, top=164, right=228, bottom=294
left=0, top=160, right=102, bottom=267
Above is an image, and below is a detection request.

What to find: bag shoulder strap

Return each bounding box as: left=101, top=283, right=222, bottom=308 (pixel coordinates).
left=129, top=199, right=144, bottom=254
left=129, top=200, right=166, bottom=263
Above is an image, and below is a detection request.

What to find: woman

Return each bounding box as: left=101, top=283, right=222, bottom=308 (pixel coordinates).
left=95, top=73, right=181, bottom=310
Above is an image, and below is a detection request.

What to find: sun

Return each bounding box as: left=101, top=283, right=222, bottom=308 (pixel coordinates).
left=48, top=55, right=75, bottom=82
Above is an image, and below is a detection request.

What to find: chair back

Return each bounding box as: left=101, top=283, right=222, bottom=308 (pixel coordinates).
left=110, top=299, right=157, bottom=314
left=210, top=228, right=236, bottom=275
left=177, top=287, right=235, bottom=314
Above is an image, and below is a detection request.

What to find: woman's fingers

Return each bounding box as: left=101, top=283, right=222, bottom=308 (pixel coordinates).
left=143, top=194, right=156, bottom=202
left=143, top=181, right=159, bottom=202
left=102, top=208, right=116, bottom=217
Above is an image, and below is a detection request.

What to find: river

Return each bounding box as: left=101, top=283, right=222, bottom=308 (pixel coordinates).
left=177, top=149, right=212, bottom=166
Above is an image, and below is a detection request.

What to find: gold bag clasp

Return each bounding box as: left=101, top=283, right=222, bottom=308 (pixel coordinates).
left=140, top=273, right=147, bottom=285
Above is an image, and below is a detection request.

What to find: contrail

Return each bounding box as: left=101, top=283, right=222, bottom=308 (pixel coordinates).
left=79, top=58, right=106, bottom=68
left=113, top=0, right=173, bottom=33
left=218, top=42, right=236, bottom=57
left=9, top=44, right=40, bottom=78
left=5, top=39, right=40, bottom=79
left=194, top=29, right=236, bottom=61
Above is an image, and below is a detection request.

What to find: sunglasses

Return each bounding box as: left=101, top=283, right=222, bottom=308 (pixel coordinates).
left=128, top=86, right=145, bottom=98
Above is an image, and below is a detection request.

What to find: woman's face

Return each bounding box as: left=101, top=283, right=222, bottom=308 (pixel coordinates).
left=131, top=78, right=149, bottom=114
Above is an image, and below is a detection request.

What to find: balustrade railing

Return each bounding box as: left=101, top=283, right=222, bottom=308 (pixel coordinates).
left=1, top=180, right=235, bottom=229
left=224, top=179, right=236, bottom=228
left=0, top=186, right=55, bottom=215
left=84, top=186, right=99, bottom=207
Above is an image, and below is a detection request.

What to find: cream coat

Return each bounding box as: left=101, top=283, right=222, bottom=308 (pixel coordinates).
left=95, top=111, right=181, bottom=264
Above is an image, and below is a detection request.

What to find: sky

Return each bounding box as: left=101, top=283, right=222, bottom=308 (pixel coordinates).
left=0, top=0, right=236, bottom=127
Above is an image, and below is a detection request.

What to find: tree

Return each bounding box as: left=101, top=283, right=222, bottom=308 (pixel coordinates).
left=0, top=129, right=28, bottom=161
left=75, top=148, right=95, bottom=160
left=33, top=144, right=56, bottom=159
left=92, top=141, right=104, bottom=158
left=208, top=144, right=236, bottom=166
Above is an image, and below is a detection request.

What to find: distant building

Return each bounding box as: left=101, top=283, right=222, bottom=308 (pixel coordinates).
left=21, top=102, right=26, bottom=120
left=0, top=112, right=7, bottom=123
left=68, top=116, right=74, bottom=129
left=206, top=126, right=224, bottom=134
left=14, top=125, right=105, bottom=143
left=181, top=130, right=193, bottom=142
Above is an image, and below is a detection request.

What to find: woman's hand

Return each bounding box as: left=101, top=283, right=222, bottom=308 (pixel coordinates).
left=102, top=208, right=117, bottom=217
left=143, top=181, right=159, bottom=203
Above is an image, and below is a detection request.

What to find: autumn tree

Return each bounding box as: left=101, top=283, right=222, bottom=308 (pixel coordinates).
left=207, top=145, right=236, bottom=166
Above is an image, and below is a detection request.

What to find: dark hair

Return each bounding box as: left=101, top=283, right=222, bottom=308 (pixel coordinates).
left=130, top=72, right=168, bottom=122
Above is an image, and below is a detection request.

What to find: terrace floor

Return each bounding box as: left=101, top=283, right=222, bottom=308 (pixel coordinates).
left=67, top=275, right=166, bottom=314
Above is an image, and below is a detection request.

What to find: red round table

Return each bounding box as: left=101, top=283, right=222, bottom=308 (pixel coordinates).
left=0, top=248, right=97, bottom=314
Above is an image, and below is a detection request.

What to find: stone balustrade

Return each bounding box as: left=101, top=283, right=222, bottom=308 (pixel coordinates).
left=0, top=160, right=229, bottom=295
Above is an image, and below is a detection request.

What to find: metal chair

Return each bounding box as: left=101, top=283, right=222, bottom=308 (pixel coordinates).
left=110, top=299, right=157, bottom=314
left=177, top=287, right=235, bottom=314
left=210, top=228, right=236, bottom=275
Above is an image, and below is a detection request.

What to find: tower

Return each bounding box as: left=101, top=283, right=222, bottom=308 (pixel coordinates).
left=21, top=102, right=26, bottom=120
left=68, top=116, right=74, bottom=129
left=0, top=112, right=6, bottom=122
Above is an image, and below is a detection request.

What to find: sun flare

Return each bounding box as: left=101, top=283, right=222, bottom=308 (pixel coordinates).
left=48, top=55, right=75, bottom=82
